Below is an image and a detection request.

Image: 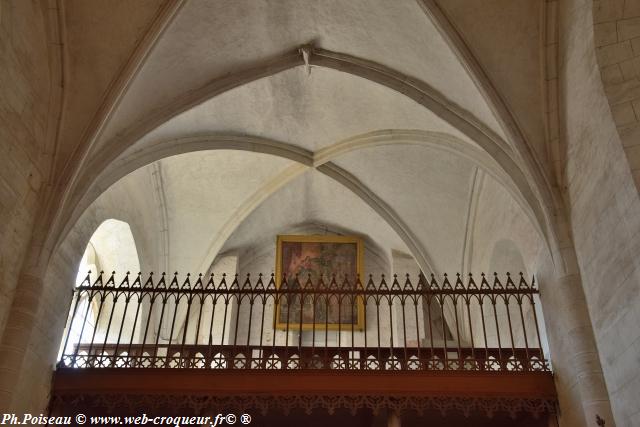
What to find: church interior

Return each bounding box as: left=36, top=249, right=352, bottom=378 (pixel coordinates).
left=1, top=1, right=640, bottom=426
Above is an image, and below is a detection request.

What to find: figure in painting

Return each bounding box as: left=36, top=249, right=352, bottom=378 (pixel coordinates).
left=276, top=236, right=363, bottom=329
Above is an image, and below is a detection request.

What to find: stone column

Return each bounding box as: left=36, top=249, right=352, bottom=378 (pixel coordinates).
left=541, top=255, right=615, bottom=427
left=0, top=271, right=60, bottom=414
left=0, top=225, right=70, bottom=414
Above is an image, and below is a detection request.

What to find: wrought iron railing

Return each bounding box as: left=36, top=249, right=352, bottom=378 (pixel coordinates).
left=57, top=272, right=549, bottom=372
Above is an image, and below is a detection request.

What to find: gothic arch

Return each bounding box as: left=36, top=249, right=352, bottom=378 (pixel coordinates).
left=49, top=50, right=559, bottom=275
left=53, top=129, right=552, bottom=281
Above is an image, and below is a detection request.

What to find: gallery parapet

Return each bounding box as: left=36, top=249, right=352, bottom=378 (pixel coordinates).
left=59, top=272, right=548, bottom=373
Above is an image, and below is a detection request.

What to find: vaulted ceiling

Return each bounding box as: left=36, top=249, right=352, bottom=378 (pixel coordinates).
left=55, top=0, right=552, bottom=277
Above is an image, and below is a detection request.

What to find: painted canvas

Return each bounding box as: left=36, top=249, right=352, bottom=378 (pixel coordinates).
left=275, top=235, right=364, bottom=330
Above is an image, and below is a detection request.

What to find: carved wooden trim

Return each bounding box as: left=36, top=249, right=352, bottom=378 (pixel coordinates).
left=52, top=369, right=557, bottom=418
left=51, top=393, right=557, bottom=419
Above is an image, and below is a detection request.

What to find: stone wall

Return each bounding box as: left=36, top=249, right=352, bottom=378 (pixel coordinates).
left=0, top=1, right=634, bottom=423
left=0, top=1, right=56, bottom=337
left=560, top=0, right=640, bottom=425
left=0, top=4, right=60, bottom=410
left=593, top=0, right=640, bottom=188
left=1, top=164, right=162, bottom=413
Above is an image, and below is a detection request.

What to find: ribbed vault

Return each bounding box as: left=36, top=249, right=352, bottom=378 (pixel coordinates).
left=49, top=0, right=554, bottom=283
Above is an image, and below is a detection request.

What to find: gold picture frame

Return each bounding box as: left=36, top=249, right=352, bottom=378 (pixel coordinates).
left=274, top=235, right=365, bottom=331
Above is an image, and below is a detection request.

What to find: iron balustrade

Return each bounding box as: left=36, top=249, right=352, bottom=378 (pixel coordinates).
left=57, top=272, right=550, bottom=372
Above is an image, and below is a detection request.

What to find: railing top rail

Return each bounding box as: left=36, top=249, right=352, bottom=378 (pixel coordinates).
left=74, top=272, right=538, bottom=294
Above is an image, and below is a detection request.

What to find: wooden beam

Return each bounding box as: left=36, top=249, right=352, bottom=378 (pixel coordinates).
left=53, top=369, right=556, bottom=399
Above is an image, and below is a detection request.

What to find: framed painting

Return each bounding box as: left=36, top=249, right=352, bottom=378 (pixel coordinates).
left=275, top=235, right=364, bottom=330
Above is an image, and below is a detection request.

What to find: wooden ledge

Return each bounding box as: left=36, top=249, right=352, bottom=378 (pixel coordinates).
left=53, top=368, right=556, bottom=399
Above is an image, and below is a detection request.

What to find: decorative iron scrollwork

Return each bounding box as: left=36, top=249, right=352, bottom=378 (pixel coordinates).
left=58, top=272, right=550, bottom=374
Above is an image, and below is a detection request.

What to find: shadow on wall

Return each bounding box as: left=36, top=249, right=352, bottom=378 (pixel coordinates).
left=489, top=239, right=527, bottom=275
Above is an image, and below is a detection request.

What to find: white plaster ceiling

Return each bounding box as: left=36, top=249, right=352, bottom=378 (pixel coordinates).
left=156, top=150, right=294, bottom=273
left=220, top=170, right=410, bottom=262
left=62, top=0, right=550, bottom=279
left=437, top=0, right=547, bottom=161
left=95, top=143, right=486, bottom=276
left=331, top=144, right=475, bottom=273
left=80, top=138, right=545, bottom=279
left=134, top=67, right=476, bottom=152
left=53, top=0, right=165, bottom=175
left=95, top=0, right=506, bottom=153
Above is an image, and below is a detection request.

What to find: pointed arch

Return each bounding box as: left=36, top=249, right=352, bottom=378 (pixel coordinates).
left=49, top=48, right=559, bottom=270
